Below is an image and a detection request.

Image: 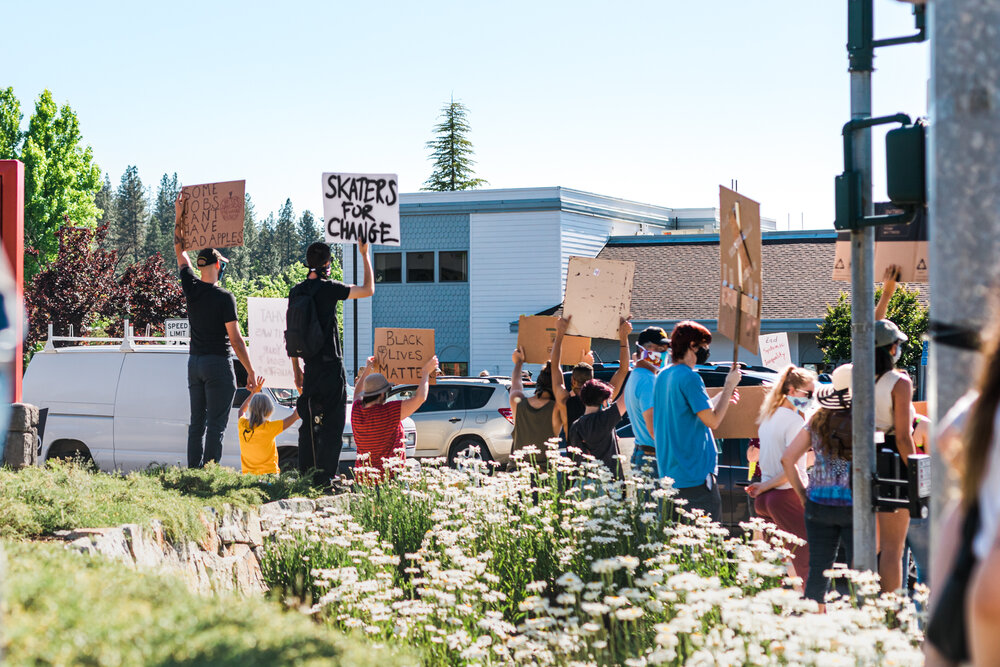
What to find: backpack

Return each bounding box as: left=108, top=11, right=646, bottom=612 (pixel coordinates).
left=284, top=281, right=327, bottom=360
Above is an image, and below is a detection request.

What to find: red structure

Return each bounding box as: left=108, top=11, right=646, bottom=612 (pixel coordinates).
left=0, top=160, right=25, bottom=401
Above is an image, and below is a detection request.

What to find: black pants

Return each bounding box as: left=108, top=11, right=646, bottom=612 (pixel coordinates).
left=804, top=499, right=854, bottom=603
left=187, top=354, right=236, bottom=468
left=296, top=359, right=347, bottom=484
left=674, top=476, right=722, bottom=523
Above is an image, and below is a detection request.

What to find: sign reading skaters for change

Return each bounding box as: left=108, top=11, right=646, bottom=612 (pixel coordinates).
left=322, top=173, right=400, bottom=246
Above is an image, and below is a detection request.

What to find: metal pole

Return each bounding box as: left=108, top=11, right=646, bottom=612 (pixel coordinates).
left=928, top=1, right=1000, bottom=548
left=848, top=0, right=877, bottom=573
left=352, top=244, right=358, bottom=381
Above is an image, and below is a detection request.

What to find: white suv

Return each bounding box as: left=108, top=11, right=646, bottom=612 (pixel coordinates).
left=22, top=333, right=415, bottom=473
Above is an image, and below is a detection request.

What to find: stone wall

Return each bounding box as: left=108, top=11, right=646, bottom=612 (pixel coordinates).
left=4, top=403, right=39, bottom=468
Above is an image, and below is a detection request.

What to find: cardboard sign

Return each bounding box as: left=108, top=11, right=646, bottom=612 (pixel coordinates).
left=177, top=180, right=245, bottom=251
left=833, top=204, right=928, bottom=283
left=718, top=186, right=762, bottom=355
left=758, top=332, right=792, bottom=370
left=706, top=385, right=769, bottom=439
left=517, top=315, right=592, bottom=366
left=373, top=328, right=435, bottom=385
left=247, top=297, right=296, bottom=389
left=322, top=173, right=400, bottom=246
left=563, top=257, right=634, bottom=340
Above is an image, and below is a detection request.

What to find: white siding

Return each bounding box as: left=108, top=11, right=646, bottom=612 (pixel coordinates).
left=342, top=251, right=373, bottom=381
left=559, top=212, right=642, bottom=291
left=469, top=211, right=563, bottom=375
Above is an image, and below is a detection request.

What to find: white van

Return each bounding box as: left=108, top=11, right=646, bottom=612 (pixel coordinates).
left=22, top=330, right=416, bottom=473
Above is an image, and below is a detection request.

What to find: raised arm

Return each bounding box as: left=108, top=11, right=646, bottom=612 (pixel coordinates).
left=225, top=320, right=255, bottom=389
left=354, top=356, right=376, bottom=397
left=875, top=264, right=900, bottom=320
left=173, top=191, right=193, bottom=271
left=613, top=386, right=627, bottom=417
left=290, top=357, right=303, bottom=394
left=608, top=318, right=633, bottom=398
left=550, top=316, right=571, bottom=403
left=238, top=375, right=265, bottom=418
left=281, top=409, right=300, bottom=431
left=780, top=427, right=812, bottom=506
left=347, top=242, right=374, bottom=299
left=698, top=366, right=741, bottom=429
left=892, top=374, right=917, bottom=462
left=510, top=348, right=526, bottom=413
left=400, top=355, right=439, bottom=420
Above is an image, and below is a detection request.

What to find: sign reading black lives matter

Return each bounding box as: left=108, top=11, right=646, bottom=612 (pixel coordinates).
left=322, top=173, right=400, bottom=246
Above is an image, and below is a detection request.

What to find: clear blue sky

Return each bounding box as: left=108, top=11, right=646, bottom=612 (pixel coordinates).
left=2, top=1, right=928, bottom=229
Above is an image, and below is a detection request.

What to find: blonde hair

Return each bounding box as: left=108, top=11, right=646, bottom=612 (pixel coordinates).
left=757, top=366, right=817, bottom=424
left=243, top=393, right=274, bottom=440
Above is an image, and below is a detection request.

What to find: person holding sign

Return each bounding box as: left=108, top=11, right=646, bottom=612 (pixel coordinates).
left=555, top=319, right=632, bottom=438
left=508, top=347, right=564, bottom=470
left=351, top=354, right=439, bottom=484
left=174, top=192, right=256, bottom=469
left=624, top=327, right=672, bottom=478
left=287, top=241, right=374, bottom=487
left=653, top=321, right=741, bottom=522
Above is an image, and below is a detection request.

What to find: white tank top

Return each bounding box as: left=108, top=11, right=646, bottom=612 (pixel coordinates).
left=875, top=370, right=905, bottom=432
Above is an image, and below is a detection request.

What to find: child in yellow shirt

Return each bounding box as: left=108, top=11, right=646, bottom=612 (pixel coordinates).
left=237, top=376, right=299, bottom=475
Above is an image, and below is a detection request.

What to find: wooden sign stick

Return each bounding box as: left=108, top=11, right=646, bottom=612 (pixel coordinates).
left=732, top=201, right=743, bottom=367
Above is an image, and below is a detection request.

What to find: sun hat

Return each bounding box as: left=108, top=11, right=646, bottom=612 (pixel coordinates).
left=875, top=319, right=908, bottom=348
left=815, top=364, right=853, bottom=410
left=359, top=372, right=392, bottom=399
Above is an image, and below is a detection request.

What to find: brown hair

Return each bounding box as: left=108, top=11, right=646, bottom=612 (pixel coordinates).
left=571, top=363, right=594, bottom=390
left=809, top=408, right=853, bottom=461
left=757, top=366, right=817, bottom=424
left=961, top=322, right=1000, bottom=508
left=579, top=379, right=613, bottom=407
left=670, top=320, right=712, bottom=362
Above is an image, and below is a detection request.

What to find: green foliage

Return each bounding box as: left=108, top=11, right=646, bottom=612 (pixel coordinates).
left=0, top=86, right=22, bottom=159
left=817, top=285, right=929, bottom=368
left=0, top=461, right=321, bottom=543
left=111, top=165, right=149, bottom=269
left=18, top=90, right=102, bottom=278
left=422, top=98, right=488, bottom=191
left=2, top=541, right=407, bottom=666
left=225, top=262, right=309, bottom=332
left=274, top=198, right=299, bottom=269
left=144, top=172, right=180, bottom=261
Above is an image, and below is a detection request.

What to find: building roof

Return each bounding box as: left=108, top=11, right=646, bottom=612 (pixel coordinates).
left=588, top=231, right=929, bottom=322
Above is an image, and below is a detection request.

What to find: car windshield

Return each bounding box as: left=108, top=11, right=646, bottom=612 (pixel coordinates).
left=269, top=387, right=301, bottom=407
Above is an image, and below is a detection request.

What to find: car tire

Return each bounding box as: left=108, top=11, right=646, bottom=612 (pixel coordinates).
left=448, top=437, right=493, bottom=469
left=45, top=439, right=96, bottom=470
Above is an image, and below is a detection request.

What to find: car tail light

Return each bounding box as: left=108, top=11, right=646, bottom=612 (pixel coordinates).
left=498, top=408, right=514, bottom=425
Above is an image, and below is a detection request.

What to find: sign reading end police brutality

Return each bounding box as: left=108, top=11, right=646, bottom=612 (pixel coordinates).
left=322, top=173, right=400, bottom=246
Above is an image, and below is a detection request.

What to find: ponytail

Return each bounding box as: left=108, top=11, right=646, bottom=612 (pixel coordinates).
left=757, top=366, right=816, bottom=424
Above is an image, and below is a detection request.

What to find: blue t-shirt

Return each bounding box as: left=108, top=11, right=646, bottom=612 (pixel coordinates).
left=624, top=366, right=657, bottom=449
left=653, top=364, right=716, bottom=488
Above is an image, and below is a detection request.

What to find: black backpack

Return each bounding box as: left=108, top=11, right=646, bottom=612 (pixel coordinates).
left=284, top=281, right=326, bottom=360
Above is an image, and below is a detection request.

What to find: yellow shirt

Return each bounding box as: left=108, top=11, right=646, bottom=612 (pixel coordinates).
left=238, top=417, right=282, bottom=475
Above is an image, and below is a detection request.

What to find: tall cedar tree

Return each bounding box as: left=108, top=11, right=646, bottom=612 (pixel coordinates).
left=297, top=210, right=321, bottom=258
left=18, top=90, right=102, bottom=278
left=224, top=194, right=257, bottom=282
left=422, top=99, right=488, bottom=191
left=144, top=173, right=180, bottom=260
left=94, top=175, right=116, bottom=252
left=253, top=213, right=280, bottom=277
left=274, top=198, right=298, bottom=269
left=112, top=166, right=148, bottom=269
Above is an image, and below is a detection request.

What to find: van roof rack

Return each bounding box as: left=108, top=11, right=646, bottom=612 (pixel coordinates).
left=42, top=319, right=189, bottom=352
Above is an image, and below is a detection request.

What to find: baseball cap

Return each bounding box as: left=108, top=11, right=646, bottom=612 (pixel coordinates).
left=815, top=364, right=853, bottom=410
left=875, top=319, right=908, bottom=348
left=359, top=373, right=392, bottom=399
left=196, top=248, right=223, bottom=268
left=637, top=326, right=670, bottom=346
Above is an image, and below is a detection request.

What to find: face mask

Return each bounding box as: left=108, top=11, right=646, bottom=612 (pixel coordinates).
left=217, top=261, right=227, bottom=282
left=694, top=346, right=710, bottom=365
left=892, top=345, right=903, bottom=363
left=310, top=264, right=330, bottom=278
left=638, top=345, right=666, bottom=368
left=789, top=396, right=813, bottom=411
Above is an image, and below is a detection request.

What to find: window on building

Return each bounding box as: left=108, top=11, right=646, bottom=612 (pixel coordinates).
left=407, top=252, right=435, bottom=282
left=439, top=251, right=468, bottom=282
left=374, top=253, right=401, bottom=283
left=439, top=361, right=469, bottom=377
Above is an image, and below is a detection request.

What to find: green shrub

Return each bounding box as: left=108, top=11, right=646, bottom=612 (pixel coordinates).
left=1, top=541, right=411, bottom=666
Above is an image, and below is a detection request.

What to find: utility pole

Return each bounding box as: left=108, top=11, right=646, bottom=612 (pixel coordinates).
left=928, top=2, right=1000, bottom=540
left=847, top=0, right=877, bottom=573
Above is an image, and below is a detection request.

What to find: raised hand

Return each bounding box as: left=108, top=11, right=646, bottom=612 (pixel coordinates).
left=512, top=347, right=525, bottom=366
left=619, top=317, right=633, bottom=340
left=250, top=375, right=265, bottom=394
left=422, top=355, right=440, bottom=377
left=555, top=315, right=571, bottom=336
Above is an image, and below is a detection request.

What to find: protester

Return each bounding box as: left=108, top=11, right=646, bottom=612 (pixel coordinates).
left=351, top=354, right=439, bottom=484
left=624, top=326, right=671, bottom=477
left=746, top=365, right=817, bottom=586
left=568, top=379, right=627, bottom=479
left=288, top=241, right=373, bottom=487
left=173, top=192, right=255, bottom=469
left=237, top=376, right=299, bottom=475
left=509, top=346, right=564, bottom=469
left=557, top=319, right=632, bottom=434
left=653, top=320, right=740, bottom=521
left=873, top=318, right=917, bottom=594
left=479, top=369, right=490, bottom=377
left=781, top=363, right=854, bottom=610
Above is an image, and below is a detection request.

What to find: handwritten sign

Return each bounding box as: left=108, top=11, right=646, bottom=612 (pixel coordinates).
left=563, top=257, right=634, bottom=340
left=706, top=385, right=769, bottom=439
left=758, top=332, right=792, bottom=371
left=833, top=204, right=928, bottom=283
left=517, top=315, right=592, bottom=366
left=248, top=297, right=296, bottom=388
left=373, top=328, right=435, bottom=385
left=718, top=186, right=762, bottom=355
left=322, top=173, right=400, bottom=246
left=177, top=180, right=245, bottom=251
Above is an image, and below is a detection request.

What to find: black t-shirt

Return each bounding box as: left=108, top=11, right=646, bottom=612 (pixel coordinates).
left=566, top=394, right=586, bottom=431
left=569, top=405, right=624, bottom=479
left=179, top=267, right=238, bottom=356
left=288, top=278, right=351, bottom=362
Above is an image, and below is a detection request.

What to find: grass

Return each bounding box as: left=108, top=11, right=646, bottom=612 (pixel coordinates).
left=0, top=461, right=323, bottom=543
left=1, top=540, right=411, bottom=667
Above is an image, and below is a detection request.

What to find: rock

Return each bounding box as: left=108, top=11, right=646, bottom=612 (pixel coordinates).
left=224, top=543, right=267, bottom=595
left=3, top=430, right=37, bottom=468
left=260, top=498, right=316, bottom=517
left=64, top=527, right=133, bottom=565
left=197, top=513, right=220, bottom=554
left=314, top=495, right=350, bottom=513
left=218, top=506, right=263, bottom=547
left=122, top=524, right=164, bottom=569
left=8, top=403, right=39, bottom=433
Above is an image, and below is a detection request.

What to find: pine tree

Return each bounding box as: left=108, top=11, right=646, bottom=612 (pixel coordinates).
left=144, top=173, right=179, bottom=261
left=225, top=194, right=257, bottom=281
left=94, top=175, right=116, bottom=251
left=422, top=98, right=487, bottom=191
left=297, top=210, right=321, bottom=258
left=111, top=166, right=148, bottom=269
left=274, top=198, right=298, bottom=270
left=253, top=212, right=280, bottom=277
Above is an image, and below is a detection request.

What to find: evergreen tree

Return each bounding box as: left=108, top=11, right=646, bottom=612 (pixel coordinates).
left=19, top=90, right=102, bottom=278
left=225, top=193, right=257, bottom=281
left=94, top=174, right=116, bottom=251
left=422, top=98, right=487, bottom=191
left=144, top=173, right=179, bottom=260
left=111, top=166, right=148, bottom=269
left=253, top=213, right=280, bottom=277
left=274, top=198, right=298, bottom=270
left=297, top=210, right=321, bottom=259
left=0, top=87, right=22, bottom=160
